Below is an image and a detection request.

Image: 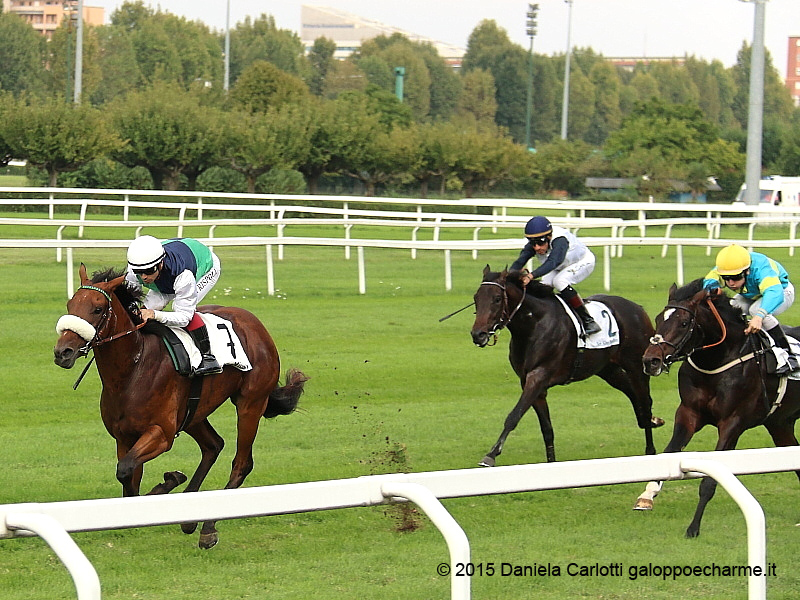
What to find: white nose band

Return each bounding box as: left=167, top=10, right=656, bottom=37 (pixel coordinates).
left=56, top=315, right=96, bottom=342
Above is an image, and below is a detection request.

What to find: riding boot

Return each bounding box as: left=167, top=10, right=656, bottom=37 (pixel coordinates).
left=560, top=285, right=601, bottom=336
left=187, top=324, right=223, bottom=376
left=766, top=324, right=800, bottom=375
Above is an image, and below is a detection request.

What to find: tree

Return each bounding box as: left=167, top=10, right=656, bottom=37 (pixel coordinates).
left=308, top=37, right=337, bottom=96
left=564, top=65, right=594, bottom=142
left=228, top=14, right=308, bottom=87
left=531, top=138, right=598, bottom=196
left=111, top=84, right=226, bottom=190
left=295, top=95, right=384, bottom=194
left=456, top=68, right=497, bottom=124
left=731, top=42, right=794, bottom=131
left=605, top=98, right=744, bottom=198
left=230, top=60, right=310, bottom=113
left=586, top=61, right=621, bottom=145
left=91, top=25, right=143, bottom=104
left=224, top=105, right=313, bottom=194
left=2, top=98, right=121, bottom=186
left=0, top=11, right=46, bottom=97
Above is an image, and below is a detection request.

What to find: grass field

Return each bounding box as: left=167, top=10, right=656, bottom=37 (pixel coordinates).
left=1, top=218, right=799, bottom=599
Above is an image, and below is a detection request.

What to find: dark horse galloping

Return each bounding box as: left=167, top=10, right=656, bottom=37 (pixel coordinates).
left=470, top=266, right=662, bottom=467
left=53, top=265, right=308, bottom=549
left=640, top=278, right=800, bottom=537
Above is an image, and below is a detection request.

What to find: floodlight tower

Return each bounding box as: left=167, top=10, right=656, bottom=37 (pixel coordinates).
left=739, top=0, right=769, bottom=206
left=560, top=0, right=574, bottom=140
left=524, top=3, right=539, bottom=150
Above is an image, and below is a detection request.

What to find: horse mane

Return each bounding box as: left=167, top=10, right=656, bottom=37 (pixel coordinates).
left=506, top=270, right=556, bottom=298
left=90, top=267, right=143, bottom=319
left=673, top=277, right=745, bottom=324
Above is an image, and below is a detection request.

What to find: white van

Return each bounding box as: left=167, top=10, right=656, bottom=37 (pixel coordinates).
left=734, top=176, right=800, bottom=206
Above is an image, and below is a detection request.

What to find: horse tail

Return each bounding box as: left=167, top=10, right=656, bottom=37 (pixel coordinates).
left=264, top=368, right=309, bottom=418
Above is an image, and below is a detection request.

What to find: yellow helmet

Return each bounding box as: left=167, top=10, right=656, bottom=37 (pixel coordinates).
left=715, top=244, right=751, bottom=275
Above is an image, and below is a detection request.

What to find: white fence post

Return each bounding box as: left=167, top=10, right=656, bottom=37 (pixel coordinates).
left=382, top=482, right=470, bottom=600
left=5, top=512, right=101, bottom=600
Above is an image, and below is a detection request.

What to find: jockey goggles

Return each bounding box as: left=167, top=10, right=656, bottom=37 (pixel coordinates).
left=720, top=272, right=745, bottom=282
left=529, top=236, right=550, bottom=246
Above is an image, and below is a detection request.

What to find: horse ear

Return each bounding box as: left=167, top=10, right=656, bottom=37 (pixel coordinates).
left=500, top=266, right=509, bottom=280
left=108, top=274, right=127, bottom=291
left=668, top=283, right=678, bottom=299
left=79, top=263, right=90, bottom=284
left=483, top=264, right=491, bottom=277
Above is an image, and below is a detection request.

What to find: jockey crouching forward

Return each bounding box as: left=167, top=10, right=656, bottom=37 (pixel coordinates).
left=703, top=243, right=800, bottom=375
left=126, top=235, right=223, bottom=376
left=512, top=216, right=601, bottom=335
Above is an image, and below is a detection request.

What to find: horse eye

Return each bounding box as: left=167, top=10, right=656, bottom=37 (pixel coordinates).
left=93, top=306, right=103, bottom=314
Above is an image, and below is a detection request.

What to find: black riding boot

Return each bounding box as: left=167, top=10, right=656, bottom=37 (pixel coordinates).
left=766, top=324, right=800, bottom=375
left=560, top=285, right=601, bottom=335
left=188, top=324, right=223, bottom=376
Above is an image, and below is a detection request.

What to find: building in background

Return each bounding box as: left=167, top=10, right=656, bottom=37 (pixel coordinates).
left=787, top=36, right=800, bottom=107
left=301, top=5, right=464, bottom=68
left=5, top=0, right=104, bottom=39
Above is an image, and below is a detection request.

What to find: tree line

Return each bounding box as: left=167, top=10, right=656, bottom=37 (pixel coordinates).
left=1, top=0, right=799, bottom=200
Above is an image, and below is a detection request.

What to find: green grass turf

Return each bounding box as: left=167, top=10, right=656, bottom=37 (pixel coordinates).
left=1, top=223, right=799, bottom=599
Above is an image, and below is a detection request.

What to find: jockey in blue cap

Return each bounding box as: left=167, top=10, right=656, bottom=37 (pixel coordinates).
left=512, top=216, right=601, bottom=335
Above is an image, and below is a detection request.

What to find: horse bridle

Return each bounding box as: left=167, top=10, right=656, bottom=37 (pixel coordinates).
left=479, top=280, right=527, bottom=345
left=74, top=285, right=145, bottom=355
left=648, top=298, right=727, bottom=369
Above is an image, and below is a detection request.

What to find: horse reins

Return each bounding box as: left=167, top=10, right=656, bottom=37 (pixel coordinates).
left=648, top=297, right=728, bottom=368
left=480, top=280, right=527, bottom=344
left=77, top=285, right=146, bottom=350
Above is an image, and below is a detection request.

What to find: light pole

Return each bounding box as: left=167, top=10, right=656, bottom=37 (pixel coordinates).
left=73, top=0, right=83, bottom=104
left=224, top=0, right=230, bottom=92
left=560, top=0, right=573, bottom=140
left=524, top=3, right=538, bottom=151
left=740, top=0, right=769, bottom=205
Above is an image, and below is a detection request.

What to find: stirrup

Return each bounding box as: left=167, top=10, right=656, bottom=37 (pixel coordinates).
left=193, top=356, right=223, bottom=376
left=582, top=318, right=601, bottom=335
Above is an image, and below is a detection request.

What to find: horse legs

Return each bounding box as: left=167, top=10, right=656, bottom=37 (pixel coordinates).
left=634, top=407, right=703, bottom=510
left=179, top=418, right=225, bottom=537
left=197, top=402, right=264, bottom=549
left=763, top=423, right=800, bottom=484
left=116, top=426, right=171, bottom=497
left=598, top=365, right=657, bottom=455
left=480, top=378, right=546, bottom=467
left=684, top=420, right=745, bottom=538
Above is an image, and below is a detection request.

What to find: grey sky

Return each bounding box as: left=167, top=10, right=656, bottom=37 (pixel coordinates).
left=91, top=1, right=800, bottom=73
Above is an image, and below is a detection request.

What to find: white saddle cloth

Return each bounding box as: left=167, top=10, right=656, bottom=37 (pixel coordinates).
left=555, top=296, right=620, bottom=350
left=170, top=313, right=252, bottom=372
left=769, top=335, right=800, bottom=380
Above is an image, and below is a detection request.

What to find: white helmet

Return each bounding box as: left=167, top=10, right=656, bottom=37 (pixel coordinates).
left=127, top=235, right=165, bottom=270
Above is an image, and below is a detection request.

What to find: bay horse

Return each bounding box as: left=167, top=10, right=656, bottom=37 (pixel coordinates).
left=639, top=278, right=800, bottom=537
left=53, top=264, right=308, bottom=549
left=470, top=266, right=662, bottom=467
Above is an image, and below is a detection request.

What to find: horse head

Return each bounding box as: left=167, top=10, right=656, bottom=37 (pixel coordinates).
left=642, top=279, right=731, bottom=376
left=53, top=263, right=130, bottom=369
left=471, top=265, right=510, bottom=347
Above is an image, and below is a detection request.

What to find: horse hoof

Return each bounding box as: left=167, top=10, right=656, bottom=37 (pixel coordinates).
left=164, top=471, right=187, bottom=486
left=633, top=498, right=653, bottom=511
left=651, top=416, right=665, bottom=428
left=478, top=456, right=495, bottom=467
left=199, top=532, right=218, bottom=549
left=181, top=522, right=198, bottom=535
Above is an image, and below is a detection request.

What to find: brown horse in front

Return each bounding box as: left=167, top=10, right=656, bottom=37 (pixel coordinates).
left=53, top=265, right=307, bottom=548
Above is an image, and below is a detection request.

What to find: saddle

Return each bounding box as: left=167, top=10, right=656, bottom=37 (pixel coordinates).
left=143, top=321, right=194, bottom=376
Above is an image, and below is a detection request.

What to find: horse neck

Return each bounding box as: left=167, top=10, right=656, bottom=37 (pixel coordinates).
left=694, top=307, right=747, bottom=362
left=504, top=285, right=548, bottom=333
